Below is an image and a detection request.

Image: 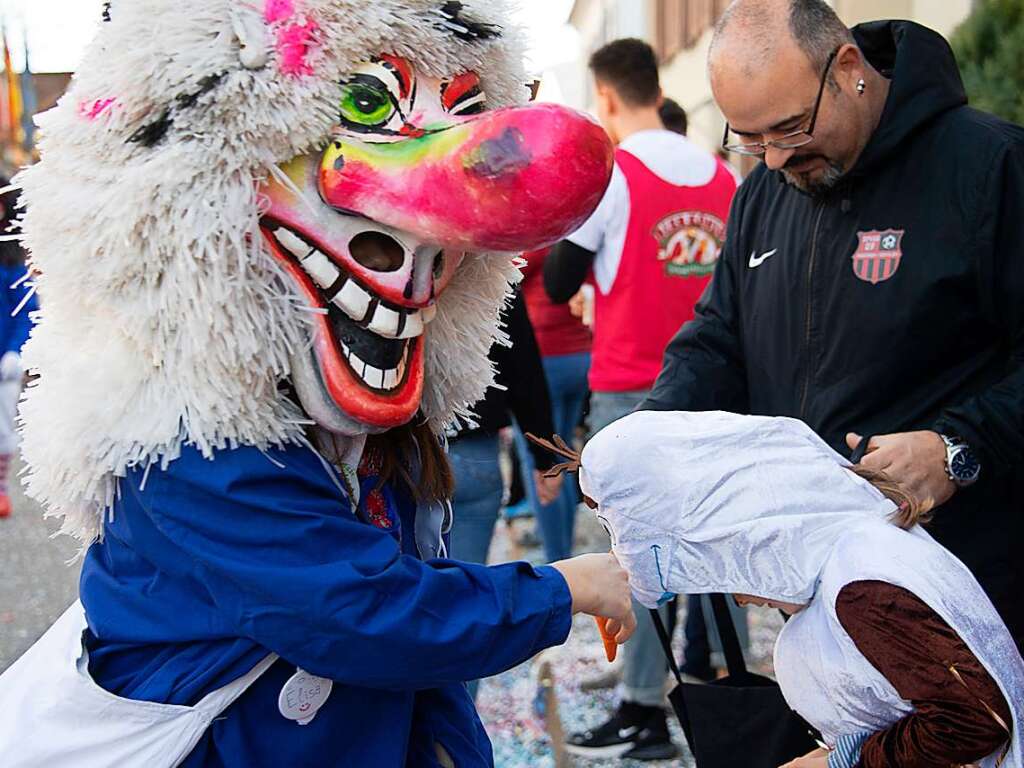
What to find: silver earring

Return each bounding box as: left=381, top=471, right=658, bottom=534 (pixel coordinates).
left=856, top=79, right=866, bottom=94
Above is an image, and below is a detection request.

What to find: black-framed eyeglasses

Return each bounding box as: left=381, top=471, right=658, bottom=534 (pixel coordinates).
left=721, top=48, right=839, bottom=157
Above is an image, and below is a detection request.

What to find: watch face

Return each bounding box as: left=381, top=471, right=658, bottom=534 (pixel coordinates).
left=950, top=447, right=980, bottom=483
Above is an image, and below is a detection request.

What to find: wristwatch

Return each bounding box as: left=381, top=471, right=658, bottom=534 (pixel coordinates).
left=940, top=434, right=981, bottom=488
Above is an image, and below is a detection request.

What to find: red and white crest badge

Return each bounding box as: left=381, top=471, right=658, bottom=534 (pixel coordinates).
left=852, top=229, right=904, bottom=284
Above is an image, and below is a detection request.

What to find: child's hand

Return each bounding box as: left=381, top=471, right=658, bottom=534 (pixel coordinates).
left=551, top=553, right=636, bottom=644
left=779, top=747, right=829, bottom=768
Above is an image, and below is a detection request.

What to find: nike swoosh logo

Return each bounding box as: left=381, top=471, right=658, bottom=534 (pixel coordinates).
left=617, top=726, right=640, bottom=740
left=749, top=248, right=778, bottom=268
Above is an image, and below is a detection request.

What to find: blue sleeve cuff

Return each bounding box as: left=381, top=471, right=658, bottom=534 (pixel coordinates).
left=533, top=564, right=574, bottom=650
left=828, top=732, right=870, bottom=768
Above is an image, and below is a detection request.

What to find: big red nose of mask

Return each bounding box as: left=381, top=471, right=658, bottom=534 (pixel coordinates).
left=319, top=103, right=614, bottom=252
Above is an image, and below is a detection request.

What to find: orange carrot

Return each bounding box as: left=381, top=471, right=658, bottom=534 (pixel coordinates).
left=595, top=616, right=617, bottom=663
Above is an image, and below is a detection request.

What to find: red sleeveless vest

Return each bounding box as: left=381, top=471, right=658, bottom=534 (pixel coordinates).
left=589, top=148, right=737, bottom=392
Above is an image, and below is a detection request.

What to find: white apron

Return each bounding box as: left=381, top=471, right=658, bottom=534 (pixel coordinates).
left=0, top=601, right=278, bottom=767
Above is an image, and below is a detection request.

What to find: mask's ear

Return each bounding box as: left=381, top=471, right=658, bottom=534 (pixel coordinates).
left=232, top=4, right=269, bottom=70
left=525, top=432, right=598, bottom=509
left=525, top=432, right=580, bottom=475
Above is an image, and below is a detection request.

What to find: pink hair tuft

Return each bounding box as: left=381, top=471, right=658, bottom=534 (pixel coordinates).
left=264, top=0, right=294, bottom=24
left=276, top=18, right=319, bottom=77
left=78, top=98, right=118, bottom=120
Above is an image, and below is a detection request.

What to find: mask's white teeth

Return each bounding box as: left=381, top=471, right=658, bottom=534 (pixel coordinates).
left=275, top=228, right=312, bottom=259
left=302, top=250, right=341, bottom=291
left=338, top=338, right=410, bottom=394
left=396, top=311, right=423, bottom=340
left=346, top=346, right=365, bottom=377
left=364, top=363, right=385, bottom=390
left=278, top=226, right=436, bottom=343
left=366, top=304, right=401, bottom=338
left=333, top=280, right=372, bottom=321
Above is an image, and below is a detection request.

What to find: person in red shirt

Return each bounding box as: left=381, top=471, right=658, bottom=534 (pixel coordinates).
left=511, top=248, right=592, bottom=563
left=544, top=38, right=738, bottom=761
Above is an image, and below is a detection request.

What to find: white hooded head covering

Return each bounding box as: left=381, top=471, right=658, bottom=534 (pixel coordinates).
left=581, top=410, right=1023, bottom=765
left=579, top=410, right=897, bottom=607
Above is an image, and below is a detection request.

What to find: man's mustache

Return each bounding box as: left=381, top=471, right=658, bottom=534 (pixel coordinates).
left=784, top=153, right=825, bottom=170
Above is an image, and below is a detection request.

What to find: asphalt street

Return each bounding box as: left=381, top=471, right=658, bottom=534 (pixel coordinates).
left=0, top=462, right=80, bottom=672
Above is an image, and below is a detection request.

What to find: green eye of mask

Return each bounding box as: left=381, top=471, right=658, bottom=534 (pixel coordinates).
left=340, top=82, right=396, bottom=127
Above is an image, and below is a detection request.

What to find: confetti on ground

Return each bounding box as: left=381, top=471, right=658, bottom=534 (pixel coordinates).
left=476, top=511, right=784, bottom=768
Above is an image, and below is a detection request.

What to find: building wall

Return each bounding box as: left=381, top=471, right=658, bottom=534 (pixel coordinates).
left=566, top=0, right=654, bottom=111
left=32, top=73, right=73, bottom=113
left=833, top=0, right=974, bottom=38
left=659, top=28, right=721, bottom=154
left=833, top=0, right=913, bottom=27
left=910, top=0, right=974, bottom=38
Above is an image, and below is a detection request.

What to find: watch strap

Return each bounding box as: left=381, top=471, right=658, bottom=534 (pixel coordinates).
left=940, top=433, right=979, bottom=487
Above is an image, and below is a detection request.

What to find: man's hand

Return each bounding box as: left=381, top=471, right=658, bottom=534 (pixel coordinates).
left=534, top=469, right=563, bottom=506
left=568, top=287, right=594, bottom=327
left=778, top=748, right=829, bottom=768
left=568, top=290, right=586, bottom=319
left=846, top=430, right=956, bottom=512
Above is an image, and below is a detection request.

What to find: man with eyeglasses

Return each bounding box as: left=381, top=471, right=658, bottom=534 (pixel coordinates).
left=643, top=0, right=1024, bottom=658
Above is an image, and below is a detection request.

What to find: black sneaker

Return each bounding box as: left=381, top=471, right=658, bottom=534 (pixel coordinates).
left=679, top=663, right=717, bottom=683
left=565, top=701, right=677, bottom=760
left=621, top=708, right=679, bottom=761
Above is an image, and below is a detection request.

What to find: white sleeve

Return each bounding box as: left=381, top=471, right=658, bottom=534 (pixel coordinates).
left=566, top=165, right=627, bottom=254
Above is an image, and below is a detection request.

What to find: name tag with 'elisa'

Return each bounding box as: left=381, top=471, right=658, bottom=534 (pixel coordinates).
left=278, top=668, right=334, bottom=725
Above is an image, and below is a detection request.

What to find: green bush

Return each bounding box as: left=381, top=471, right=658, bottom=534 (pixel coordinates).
left=950, top=0, right=1024, bottom=125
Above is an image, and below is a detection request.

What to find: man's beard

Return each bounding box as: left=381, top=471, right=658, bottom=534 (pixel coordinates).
left=781, top=155, right=845, bottom=197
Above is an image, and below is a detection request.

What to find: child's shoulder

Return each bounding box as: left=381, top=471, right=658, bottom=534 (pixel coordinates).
left=132, top=440, right=349, bottom=506
left=820, top=522, right=928, bottom=599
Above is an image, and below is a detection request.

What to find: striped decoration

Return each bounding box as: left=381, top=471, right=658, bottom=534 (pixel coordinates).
left=827, top=731, right=870, bottom=768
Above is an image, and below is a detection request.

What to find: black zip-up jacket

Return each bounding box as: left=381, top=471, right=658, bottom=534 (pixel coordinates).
left=643, top=21, right=1024, bottom=645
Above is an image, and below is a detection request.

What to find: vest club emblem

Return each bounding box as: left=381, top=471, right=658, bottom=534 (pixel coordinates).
left=652, top=210, right=725, bottom=278
left=852, top=229, right=904, bottom=284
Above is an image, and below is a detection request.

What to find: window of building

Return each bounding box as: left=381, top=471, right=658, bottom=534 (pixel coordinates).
left=654, top=0, right=731, bottom=62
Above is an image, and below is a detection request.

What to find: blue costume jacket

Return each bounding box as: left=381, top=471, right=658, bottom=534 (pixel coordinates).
left=0, top=263, right=36, bottom=356
left=80, top=443, right=572, bottom=766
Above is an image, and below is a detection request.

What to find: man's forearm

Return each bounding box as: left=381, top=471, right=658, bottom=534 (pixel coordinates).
left=543, top=240, right=595, bottom=304
left=933, top=362, right=1024, bottom=477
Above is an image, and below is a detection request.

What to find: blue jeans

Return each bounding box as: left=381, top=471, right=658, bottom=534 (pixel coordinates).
left=512, top=351, right=591, bottom=563
left=448, top=433, right=504, bottom=699
left=449, top=433, right=504, bottom=567
left=588, top=389, right=648, bottom=437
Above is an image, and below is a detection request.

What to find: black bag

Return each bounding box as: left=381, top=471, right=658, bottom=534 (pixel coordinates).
left=650, top=595, right=820, bottom=768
